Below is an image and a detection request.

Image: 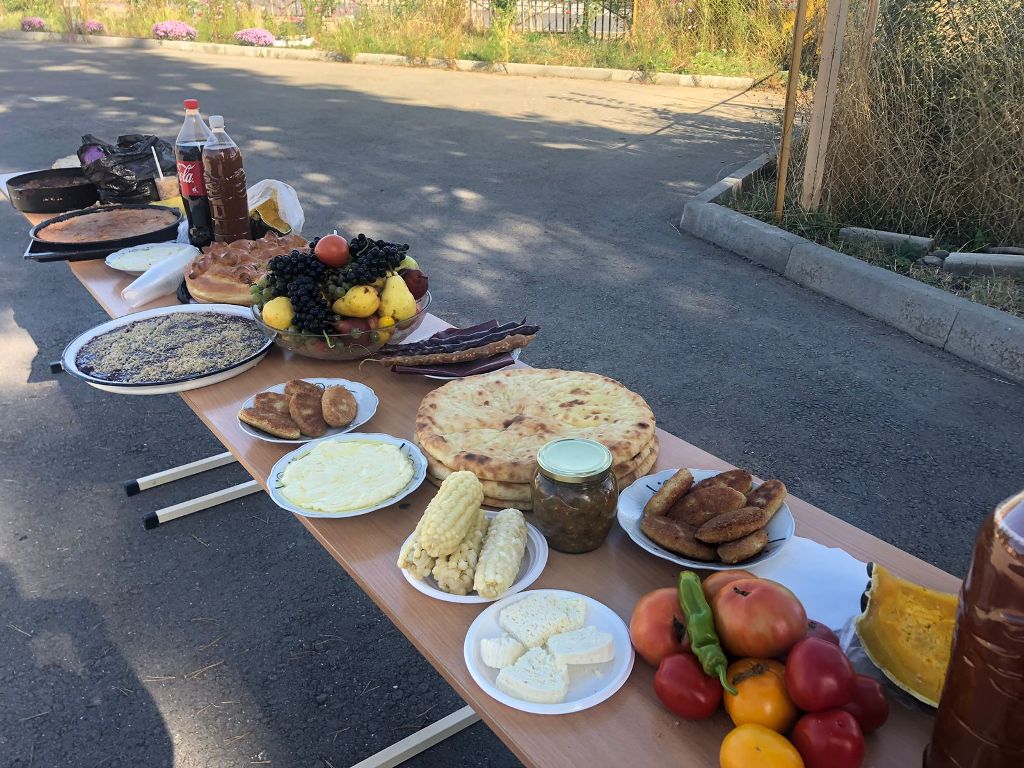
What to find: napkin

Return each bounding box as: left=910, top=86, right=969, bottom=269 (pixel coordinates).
left=748, top=536, right=870, bottom=632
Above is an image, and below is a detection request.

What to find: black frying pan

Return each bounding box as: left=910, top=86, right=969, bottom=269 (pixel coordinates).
left=6, top=168, right=99, bottom=214
left=30, top=204, right=181, bottom=253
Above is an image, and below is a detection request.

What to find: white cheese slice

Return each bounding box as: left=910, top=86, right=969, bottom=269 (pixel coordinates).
left=495, top=648, right=569, bottom=704
left=480, top=634, right=526, bottom=669
left=499, top=594, right=588, bottom=648
left=546, top=625, right=615, bottom=666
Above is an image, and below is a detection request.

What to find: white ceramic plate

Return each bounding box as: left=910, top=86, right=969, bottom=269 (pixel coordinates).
left=421, top=348, right=522, bottom=381
left=464, top=589, right=635, bottom=715
left=61, top=304, right=272, bottom=396
left=268, top=433, right=427, bottom=519
left=400, top=511, right=548, bottom=603
left=617, top=468, right=795, bottom=571
left=105, top=242, right=198, bottom=275
left=237, top=378, right=379, bottom=444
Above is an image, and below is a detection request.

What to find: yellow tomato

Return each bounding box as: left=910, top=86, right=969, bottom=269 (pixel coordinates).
left=723, top=658, right=798, bottom=733
left=720, top=724, right=804, bottom=768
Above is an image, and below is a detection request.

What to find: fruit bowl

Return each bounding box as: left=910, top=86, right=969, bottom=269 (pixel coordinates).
left=251, top=291, right=432, bottom=361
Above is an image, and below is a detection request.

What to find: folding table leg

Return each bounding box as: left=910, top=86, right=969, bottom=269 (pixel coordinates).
left=348, top=706, right=480, bottom=768
left=124, top=451, right=238, bottom=496
left=142, top=479, right=262, bottom=529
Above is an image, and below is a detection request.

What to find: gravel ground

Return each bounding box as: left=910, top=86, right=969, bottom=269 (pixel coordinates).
left=1, top=39, right=1022, bottom=768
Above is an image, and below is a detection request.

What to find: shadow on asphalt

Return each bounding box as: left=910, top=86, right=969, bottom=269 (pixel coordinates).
left=1, top=563, right=174, bottom=767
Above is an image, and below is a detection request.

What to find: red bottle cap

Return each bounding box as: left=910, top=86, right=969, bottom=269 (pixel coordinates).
left=183, top=98, right=199, bottom=110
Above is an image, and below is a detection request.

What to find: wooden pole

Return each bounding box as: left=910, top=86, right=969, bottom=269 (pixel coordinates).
left=863, top=0, right=881, bottom=69
left=774, top=0, right=810, bottom=223
left=800, top=0, right=850, bottom=210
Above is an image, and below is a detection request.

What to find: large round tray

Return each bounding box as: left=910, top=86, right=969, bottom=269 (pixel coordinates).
left=31, top=204, right=181, bottom=252
left=61, top=304, right=273, bottom=395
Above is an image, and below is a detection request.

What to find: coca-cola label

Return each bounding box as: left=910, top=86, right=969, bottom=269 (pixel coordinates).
left=177, top=160, right=206, bottom=196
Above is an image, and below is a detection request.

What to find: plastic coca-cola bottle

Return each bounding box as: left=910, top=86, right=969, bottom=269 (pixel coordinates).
left=202, top=116, right=251, bottom=244
left=175, top=98, right=214, bottom=247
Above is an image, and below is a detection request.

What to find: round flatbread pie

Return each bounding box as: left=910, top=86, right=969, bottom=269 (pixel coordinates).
left=424, top=435, right=659, bottom=502
left=415, top=369, right=657, bottom=484
left=425, top=436, right=660, bottom=509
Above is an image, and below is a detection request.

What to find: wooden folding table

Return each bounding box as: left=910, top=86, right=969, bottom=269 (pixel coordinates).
left=21, top=209, right=959, bottom=767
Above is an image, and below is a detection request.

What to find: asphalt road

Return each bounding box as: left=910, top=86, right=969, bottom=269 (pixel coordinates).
left=1, top=39, right=1022, bottom=768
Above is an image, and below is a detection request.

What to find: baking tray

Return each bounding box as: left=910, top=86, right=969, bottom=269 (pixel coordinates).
left=23, top=237, right=124, bottom=262
left=29, top=204, right=181, bottom=253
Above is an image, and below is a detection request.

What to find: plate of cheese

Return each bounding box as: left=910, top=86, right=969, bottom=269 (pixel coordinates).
left=268, top=433, right=427, bottom=519
left=464, top=589, right=634, bottom=715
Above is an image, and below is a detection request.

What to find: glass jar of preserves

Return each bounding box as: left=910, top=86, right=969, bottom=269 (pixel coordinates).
left=531, top=438, right=619, bottom=554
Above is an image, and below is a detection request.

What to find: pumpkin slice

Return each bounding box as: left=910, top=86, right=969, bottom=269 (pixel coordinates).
left=854, top=562, right=958, bottom=707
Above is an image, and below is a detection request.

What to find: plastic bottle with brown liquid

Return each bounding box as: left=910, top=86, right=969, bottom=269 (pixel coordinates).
left=923, top=488, right=1024, bottom=768
left=202, top=115, right=250, bottom=243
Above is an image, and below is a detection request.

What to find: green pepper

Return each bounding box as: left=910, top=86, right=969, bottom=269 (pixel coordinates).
left=678, top=570, right=737, bottom=695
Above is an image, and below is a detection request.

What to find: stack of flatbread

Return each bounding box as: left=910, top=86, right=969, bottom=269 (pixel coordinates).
left=415, top=369, right=659, bottom=509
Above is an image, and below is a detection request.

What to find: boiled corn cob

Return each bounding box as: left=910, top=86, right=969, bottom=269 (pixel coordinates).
left=474, top=508, right=527, bottom=599
left=397, top=516, right=435, bottom=579
left=432, top=509, right=489, bottom=595
left=419, top=471, right=484, bottom=557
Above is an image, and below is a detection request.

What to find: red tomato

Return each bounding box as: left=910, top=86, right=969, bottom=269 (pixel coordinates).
left=806, top=620, right=840, bottom=645
left=653, top=653, right=722, bottom=720
left=314, top=234, right=350, bottom=267
left=841, top=675, right=889, bottom=733
left=785, top=637, right=856, bottom=711
left=711, top=578, right=807, bottom=658
left=702, top=570, right=754, bottom=603
left=629, top=587, right=690, bottom=667
left=792, top=709, right=865, bottom=768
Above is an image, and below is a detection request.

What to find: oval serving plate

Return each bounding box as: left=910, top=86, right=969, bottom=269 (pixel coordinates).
left=268, top=433, right=427, bottom=519
left=400, top=510, right=548, bottom=604
left=105, top=242, right=198, bottom=275
left=464, top=589, right=635, bottom=715
left=616, top=468, right=795, bottom=571
left=61, top=304, right=273, bottom=396
left=238, top=378, right=379, bottom=445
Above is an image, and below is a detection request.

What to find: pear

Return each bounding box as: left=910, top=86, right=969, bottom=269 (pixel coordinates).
left=333, top=285, right=380, bottom=318
left=379, top=274, right=418, bottom=321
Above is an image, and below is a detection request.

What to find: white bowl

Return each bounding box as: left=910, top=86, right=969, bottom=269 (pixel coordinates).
left=268, top=433, right=427, bottom=519
left=617, top=468, right=795, bottom=570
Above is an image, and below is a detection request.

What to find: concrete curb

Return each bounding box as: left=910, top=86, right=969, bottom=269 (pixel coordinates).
left=2, top=31, right=755, bottom=89
left=680, top=165, right=1024, bottom=385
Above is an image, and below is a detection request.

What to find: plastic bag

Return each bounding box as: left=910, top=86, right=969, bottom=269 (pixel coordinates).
left=78, top=134, right=176, bottom=203
left=247, top=179, right=304, bottom=237
left=121, top=244, right=200, bottom=308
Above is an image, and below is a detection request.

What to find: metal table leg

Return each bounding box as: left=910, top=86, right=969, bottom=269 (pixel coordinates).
left=124, top=451, right=238, bottom=496
left=348, top=706, right=480, bottom=768
left=142, top=480, right=263, bottom=529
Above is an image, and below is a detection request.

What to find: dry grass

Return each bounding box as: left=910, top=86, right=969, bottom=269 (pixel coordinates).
left=733, top=177, right=1024, bottom=319
left=785, top=0, right=1024, bottom=247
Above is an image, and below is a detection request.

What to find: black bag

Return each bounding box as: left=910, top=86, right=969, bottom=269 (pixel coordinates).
left=78, top=134, right=177, bottom=204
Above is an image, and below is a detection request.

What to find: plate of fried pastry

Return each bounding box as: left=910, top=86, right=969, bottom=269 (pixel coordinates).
left=237, top=378, right=378, bottom=443
left=617, top=468, right=794, bottom=570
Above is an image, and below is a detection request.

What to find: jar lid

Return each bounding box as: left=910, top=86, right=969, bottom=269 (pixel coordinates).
left=537, top=438, right=613, bottom=484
